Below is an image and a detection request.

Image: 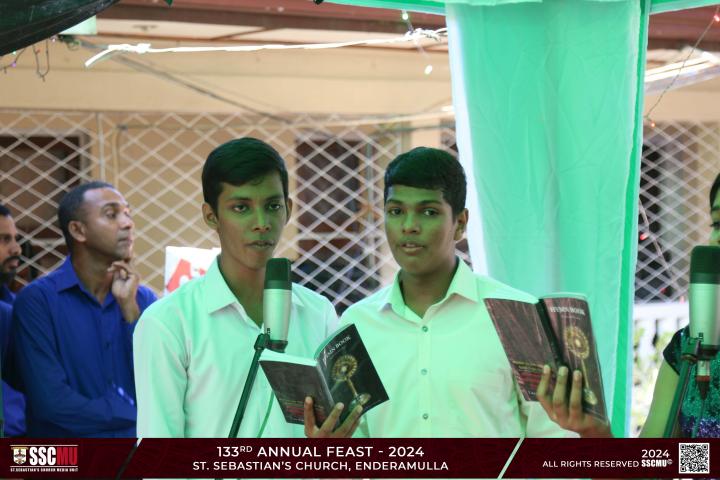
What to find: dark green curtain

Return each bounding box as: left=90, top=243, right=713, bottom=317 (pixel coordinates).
left=0, top=1, right=119, bottom=56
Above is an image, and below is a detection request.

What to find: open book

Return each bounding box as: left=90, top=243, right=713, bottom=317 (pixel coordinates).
left=259, top=323, right=389, bottom=426
left=484, top=294, right=607, bottom=422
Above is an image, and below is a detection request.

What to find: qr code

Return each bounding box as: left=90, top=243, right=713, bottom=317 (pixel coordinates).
left=679, top=442, right=710, bottom=474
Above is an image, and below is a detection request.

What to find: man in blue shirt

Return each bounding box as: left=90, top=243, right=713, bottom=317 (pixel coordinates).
left=0, top=204, right=21, bottom=305
left=0, top=203, right=25, bottom=437
left=12, top=182, right=156, bottom=437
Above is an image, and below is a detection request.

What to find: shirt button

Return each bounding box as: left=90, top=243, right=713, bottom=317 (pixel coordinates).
left=422, top=413, right=429, bottom=420
left=421, top=326, right=428, bottom=332
left=421, top=368, right=428, bottom=375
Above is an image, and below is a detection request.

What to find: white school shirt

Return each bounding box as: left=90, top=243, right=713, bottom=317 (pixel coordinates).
left=134, top=258, right=338, bottom=438
left=339, top=259, right=574, bottom=438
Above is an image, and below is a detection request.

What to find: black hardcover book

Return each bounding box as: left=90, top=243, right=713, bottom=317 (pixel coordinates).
left=484, top=294, right=607, bottom=422
left=260, top=323, right=389, bottom=426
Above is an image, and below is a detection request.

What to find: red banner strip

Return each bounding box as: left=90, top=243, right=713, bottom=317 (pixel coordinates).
left=1, top=438, right=717, bottom=478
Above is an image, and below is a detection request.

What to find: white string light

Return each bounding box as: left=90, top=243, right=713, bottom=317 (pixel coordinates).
left=397, top=9, right=437, bottom=76
left=84, top=27, right=448, bottom=68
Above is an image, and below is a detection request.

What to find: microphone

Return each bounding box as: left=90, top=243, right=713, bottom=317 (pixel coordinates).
left=689, top=245, right=720, bottom=398
left=263, top=258, right=292, bottom=353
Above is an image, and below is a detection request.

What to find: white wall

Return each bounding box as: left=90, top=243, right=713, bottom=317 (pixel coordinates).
left=0, top=38, right=452, bottom=116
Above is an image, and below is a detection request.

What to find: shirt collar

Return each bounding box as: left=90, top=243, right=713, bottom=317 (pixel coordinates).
left=445, top=259, right=478, bottom=302
left=380, top=258, right=478, bottom=313
left=204, top=256, right=305, bottom=315
left=54, top=256, right=82, bottom=292
left=53, top=257, right=117, bottom=307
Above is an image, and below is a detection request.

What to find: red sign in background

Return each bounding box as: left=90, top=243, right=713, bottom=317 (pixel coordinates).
left=0, top=438, right=717, bottom=478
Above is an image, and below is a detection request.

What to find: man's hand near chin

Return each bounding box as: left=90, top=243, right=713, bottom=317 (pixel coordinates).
left=109, top=259, right=141, bottom=323
left=303, top=396, right=363, bottom=438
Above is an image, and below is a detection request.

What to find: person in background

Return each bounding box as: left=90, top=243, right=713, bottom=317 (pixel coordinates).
left=339, top=147, right=573, bottom=438
left=0, top=204, right=21, bottom=305
left=12, top=182, right=156, bottom=437
left=0, top=203, right=25, bottom=436
left=134, top=137, right=361, bottom=438
left=537, top=172, right=720, bottom=438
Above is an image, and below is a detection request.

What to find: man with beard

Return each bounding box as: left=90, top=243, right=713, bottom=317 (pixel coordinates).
left=0, top=204, right=25, bottom=436
left=12, top=182, right=156, bottom=437
left=0, top=204, right=21, bottom=305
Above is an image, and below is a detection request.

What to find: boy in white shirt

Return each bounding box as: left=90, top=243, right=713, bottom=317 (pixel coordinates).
left=134, top=137, right=361, bottom=438
left=340, top=147, right=571, bottom=438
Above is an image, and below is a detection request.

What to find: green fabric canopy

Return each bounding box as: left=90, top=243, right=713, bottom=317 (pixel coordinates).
left=330, top=0, right=719, bottom=435
left=331, top=0, right=718, bottom=13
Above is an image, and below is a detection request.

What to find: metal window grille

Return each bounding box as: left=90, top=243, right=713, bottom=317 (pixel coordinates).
left=0, top=109, right=471, bottom=312
left=630, top=121, right=719, bottom=435
left=636, top=123, right=720, bottom=303
left=2, top=113, right=715, bottom=312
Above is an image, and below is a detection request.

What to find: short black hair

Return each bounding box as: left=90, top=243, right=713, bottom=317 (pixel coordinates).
left=384, top=147, right=466, bottom=216
left=58, top=181, right=114, bottom=251
left=0, top=203, right=10, bottom=218
left=711, top=173, right=720, bottom=211
left=202, top=137, right=289, bottom=212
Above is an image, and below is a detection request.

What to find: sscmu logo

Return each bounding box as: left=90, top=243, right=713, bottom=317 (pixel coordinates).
left=12, top=446, right=26, bottom=465
left=10, top=444, right=79, bottom=473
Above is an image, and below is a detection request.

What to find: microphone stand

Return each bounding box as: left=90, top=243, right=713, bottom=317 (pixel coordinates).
left=663, top=335, right=702, bottom=438
left=228, top=333, right=269, bottom=438
left=228, top=334, right=289, bottom=438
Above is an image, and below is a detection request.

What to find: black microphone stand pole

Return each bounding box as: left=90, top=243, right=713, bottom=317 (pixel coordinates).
left=663, top=335, right=702, bottom=438
left=228, top=334, right=289, bottom=438
left=228, top=333, right=270, bottom=438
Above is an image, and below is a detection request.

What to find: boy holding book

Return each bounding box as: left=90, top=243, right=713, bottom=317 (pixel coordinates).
left=134, top=137, right=361, bottom=438
left=339, top=147, right=571, bottom=437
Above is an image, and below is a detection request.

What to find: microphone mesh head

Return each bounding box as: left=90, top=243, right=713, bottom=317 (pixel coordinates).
left=690, top=245, right=720, bottom=283
left=265, top=258, right=291, bottom=289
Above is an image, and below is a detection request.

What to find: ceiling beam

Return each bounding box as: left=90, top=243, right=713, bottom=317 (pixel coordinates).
left=99, top=2, right=443, bottom=34
left=101, top=2, right=720, bottom=47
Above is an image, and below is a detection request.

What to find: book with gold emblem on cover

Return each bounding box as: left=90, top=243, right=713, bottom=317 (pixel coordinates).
left=484, top=294, right=607, bottom=422
left=259, top=323, right=389, bottom=427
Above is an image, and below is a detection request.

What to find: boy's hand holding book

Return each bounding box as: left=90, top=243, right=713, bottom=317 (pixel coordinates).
left=303, top=397, right=363, bottom=438
left=537, top=365, right=612, bottom=438
left=259, top=324, right=387, bottom=436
